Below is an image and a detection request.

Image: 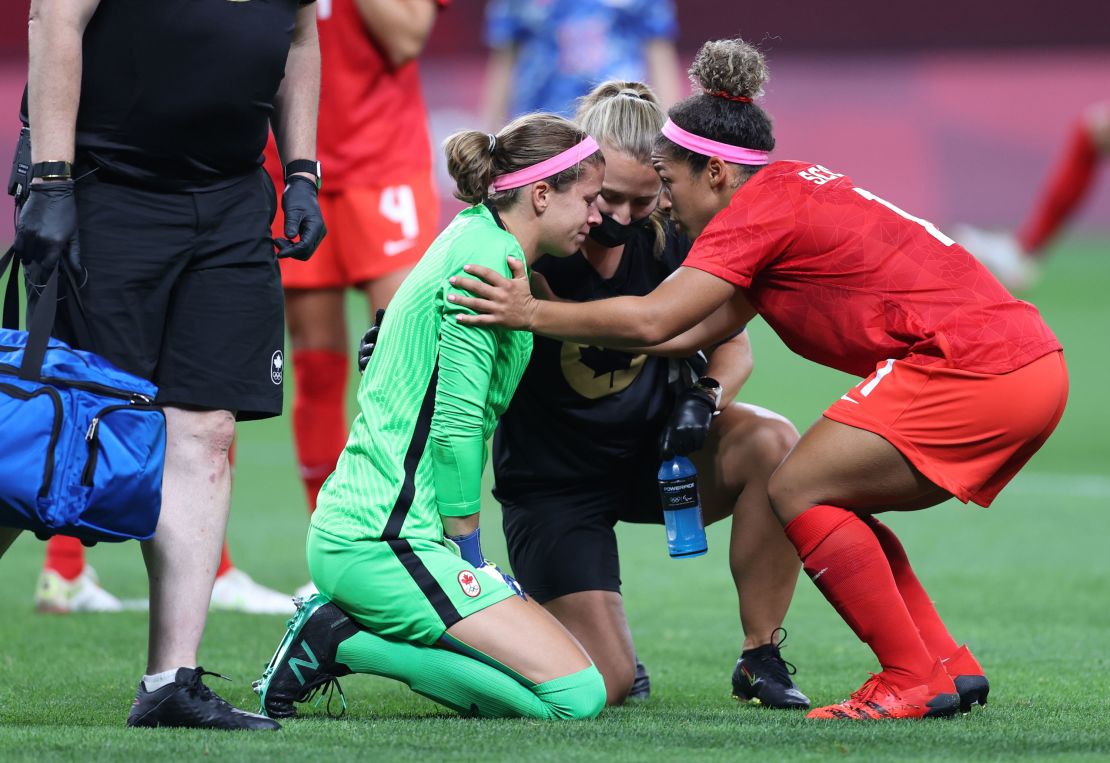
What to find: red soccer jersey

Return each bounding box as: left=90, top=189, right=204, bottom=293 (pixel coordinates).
left=682, top=161, right=1061, bottom=377
left=310, top=0, right=445, bottom=188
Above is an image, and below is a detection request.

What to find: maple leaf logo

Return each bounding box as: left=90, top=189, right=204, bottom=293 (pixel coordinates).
left=577, top=346, right=635, bottom=388
left=457, top=570, right=481, bottom=596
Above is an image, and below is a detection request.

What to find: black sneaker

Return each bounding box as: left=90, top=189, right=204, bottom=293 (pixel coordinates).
left=127, top=667, right=280, bottom=730
left=954, top=674, right=990, bottom=713
left=731, top=628, right=810, bottom=710
left=627, top=659, right=651, bottom=701
left=943, top=644, right=990, bottom=712
left=254, top=594, right=358, bottom=718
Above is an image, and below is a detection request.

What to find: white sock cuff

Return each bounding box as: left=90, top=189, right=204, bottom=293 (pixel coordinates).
left=142, top=668, right=181, bottom=691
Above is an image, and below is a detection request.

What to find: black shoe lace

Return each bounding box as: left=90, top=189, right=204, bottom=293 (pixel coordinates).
left=748, top=627, right=798, bottom=685
left=183, top=667, right=233, bottom=704
left=300, top=674, right=348, bottom=719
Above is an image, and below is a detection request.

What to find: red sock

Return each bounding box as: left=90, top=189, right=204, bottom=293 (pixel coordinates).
left=862, top=516, right=960, bottom=660
left=292, top=350, right=349, bottom=513
left=44, top=535, right=85, bottom=581
left=217, top=442, right=236, bottom=578
left=784, top=505, right=936, bottom=686
left=1018, top=120, right=1100, bottom=254
left=216, top=544, right=235, bottom=578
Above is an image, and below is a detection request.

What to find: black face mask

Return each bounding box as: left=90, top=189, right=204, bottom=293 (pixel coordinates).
left=588, top=212, right=653, bottom=248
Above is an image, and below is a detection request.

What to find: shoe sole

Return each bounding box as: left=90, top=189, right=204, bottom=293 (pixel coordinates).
left=732, top=691, right=761, bottom=706
left=732, top=692, right=810, bottom=710
left=808, top=692, right=961, bottom=720
left=732, top=671, right=811, bottom=710
left=954, top=675, right=990, bottom=713
left=732, top=684, right=811, bottom=710
left=253, top=595, right=331, bottom=717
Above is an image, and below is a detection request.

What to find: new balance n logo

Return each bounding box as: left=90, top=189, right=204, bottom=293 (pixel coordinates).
left=288, top=640, right=319, bottom=686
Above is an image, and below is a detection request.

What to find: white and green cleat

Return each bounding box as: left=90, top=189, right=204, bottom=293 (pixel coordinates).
left=253, top=594, right=356, bottom=718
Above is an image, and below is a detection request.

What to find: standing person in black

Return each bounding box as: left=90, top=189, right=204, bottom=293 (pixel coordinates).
left=2, top=0, right=326, bottom=729
left=493, top=82, right=810, bottom=708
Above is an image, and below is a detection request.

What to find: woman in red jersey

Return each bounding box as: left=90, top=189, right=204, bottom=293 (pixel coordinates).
left=448, top=39, right=1068, bottom=721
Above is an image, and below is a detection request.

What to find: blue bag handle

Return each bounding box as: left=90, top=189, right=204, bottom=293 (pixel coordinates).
left=0, top=245, right=94, bottom=380
left=1, top=245, right=19, bottom=330
left=18, top=265, right=61, bottom=380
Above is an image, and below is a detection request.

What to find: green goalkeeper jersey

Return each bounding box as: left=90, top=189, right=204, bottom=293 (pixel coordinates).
left=312, top=204, right=533, bottom=543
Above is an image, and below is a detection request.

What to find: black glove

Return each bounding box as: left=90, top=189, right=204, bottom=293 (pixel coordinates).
left=274, top=176, right=326, bottom=261
left=358, top=308, right=385, bottom=373
left=14, top=180, right=80, bottom=285
left=659, top=386, right=716, bottom=459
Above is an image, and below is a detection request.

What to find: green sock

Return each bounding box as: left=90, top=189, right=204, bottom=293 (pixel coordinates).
left=334, top=630, right=602, bottom=719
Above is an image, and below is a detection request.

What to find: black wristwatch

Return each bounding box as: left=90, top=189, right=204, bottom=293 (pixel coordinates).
left=31, top=160, right=73, bottom=181
left=692, top=376, right=723, bottom=411
left=284, top=159, right=321, bottom=187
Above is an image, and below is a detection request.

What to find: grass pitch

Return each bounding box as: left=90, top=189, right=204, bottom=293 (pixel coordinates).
left=0, top=239, right=1108, bottom=761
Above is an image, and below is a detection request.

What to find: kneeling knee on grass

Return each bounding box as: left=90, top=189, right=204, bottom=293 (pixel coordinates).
left=531, top=664, right=607, bottom=720
left=385, top=635, right=604, bottom=721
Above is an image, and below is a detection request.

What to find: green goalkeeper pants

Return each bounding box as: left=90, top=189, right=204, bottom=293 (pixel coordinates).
left=309, top=526, right=605, bottom=720
left=308, top=526, right=515, bottom=645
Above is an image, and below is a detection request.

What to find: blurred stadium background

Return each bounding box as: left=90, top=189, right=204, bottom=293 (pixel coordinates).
left=1, top=1, right=1108, bottom=240
left=0, top=3, right=1107, bottom=758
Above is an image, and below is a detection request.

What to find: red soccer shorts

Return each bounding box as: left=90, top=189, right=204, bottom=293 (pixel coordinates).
left=274, top=170, right=439, bottom=289
left=823, top=351, right=1068, bottom=507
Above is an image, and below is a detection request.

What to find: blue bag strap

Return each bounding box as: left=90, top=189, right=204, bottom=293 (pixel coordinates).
left=1, top=245, right=19, bottom=330
left=59, top=264, right=95, bottom=351
left=18, top=264, right=59, bottom=380
left=17, top=265, right=96, bottom=381
left=4, top=240, right=96, bottom=378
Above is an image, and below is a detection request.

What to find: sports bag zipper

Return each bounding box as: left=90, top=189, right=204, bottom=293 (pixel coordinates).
left=81, top=402, right=160, bottom=486
left=0, top=381, right=63, bottom=498
left=42, top=376, right=154, bottom=404
left=0, top=363, right=154, bottom=404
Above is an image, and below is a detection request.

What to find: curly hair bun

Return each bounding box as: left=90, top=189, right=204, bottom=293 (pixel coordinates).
left=688, top=38, right=768, bottom=101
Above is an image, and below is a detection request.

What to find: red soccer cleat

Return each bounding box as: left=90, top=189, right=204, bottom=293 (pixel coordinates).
left=807, top=662, right=960, bottom=720
left=943, top=644, right=990, bottom=712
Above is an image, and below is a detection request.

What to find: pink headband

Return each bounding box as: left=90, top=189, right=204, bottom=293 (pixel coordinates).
left=661, top=119, right=770, bottom=166
left=490, top=136, right=600, bottom=193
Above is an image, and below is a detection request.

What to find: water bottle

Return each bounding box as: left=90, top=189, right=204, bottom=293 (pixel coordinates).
left=657, top=455, right=708, bottom=559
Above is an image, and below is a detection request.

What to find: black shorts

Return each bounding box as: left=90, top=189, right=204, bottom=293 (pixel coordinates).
left=30, top=168, right=285, bottom=420
left=498, top=466, right=663, bottom=605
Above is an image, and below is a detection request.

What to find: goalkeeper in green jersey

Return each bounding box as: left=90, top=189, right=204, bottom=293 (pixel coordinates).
left=255, top=114, right=608, bottom=721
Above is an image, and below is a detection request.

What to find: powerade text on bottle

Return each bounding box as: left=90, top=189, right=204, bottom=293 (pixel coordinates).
left=657, top=455, right=708, bottom=558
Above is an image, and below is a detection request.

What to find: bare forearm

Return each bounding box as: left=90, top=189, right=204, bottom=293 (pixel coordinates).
left=452, top=263, right=738, bottom=344
left=26, top=0, right=101, bottom=163
left=441, top=513, right=479, bottom=537
left=645, top=39, right=681, bottom=109
left=480, top=46, right=515, bottom=129
left=532, top=296, right=665, bottom=347
left=353, top=0, right=437, bottom=68
left=632, top=319, right=733, bottom=357
left=273, top=5, right=320, bottom=167
left=705, top=332, right=752, bottom=405
left=528, top=269, right=737, bottom=346
left=629, top=291, right=756, bottom=357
